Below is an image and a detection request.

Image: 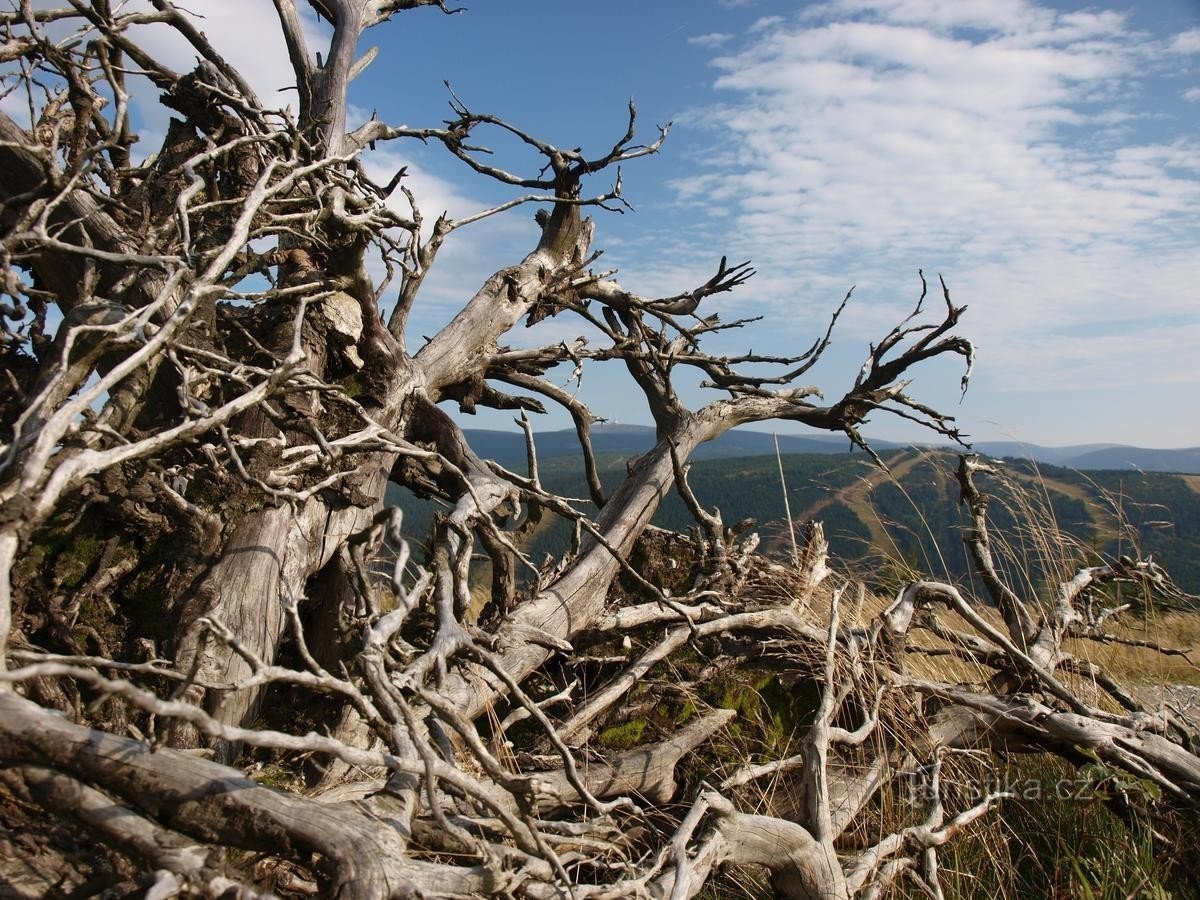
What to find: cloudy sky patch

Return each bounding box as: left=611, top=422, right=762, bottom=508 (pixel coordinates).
left=647, top=0, right=1199, bottom=444
left=8, top=0, right=1193, bottom=446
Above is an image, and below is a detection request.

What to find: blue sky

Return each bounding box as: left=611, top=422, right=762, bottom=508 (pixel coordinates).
left=365, top=0, right=1200, bottom=449
left=11, top=0, right=1200, bottom=448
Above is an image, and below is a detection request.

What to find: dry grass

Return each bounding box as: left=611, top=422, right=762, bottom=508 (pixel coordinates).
left=690, top=452, right=1200, bottom=899
left=1068, top=609, right=1200, bottom=687
left=824, top=584, right=1200, bottom=900
left=804, top=559, right=1200, bottom=693
left=852, top=451, right=1200, bottom=689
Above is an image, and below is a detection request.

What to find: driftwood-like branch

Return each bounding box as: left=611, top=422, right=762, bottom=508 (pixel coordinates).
left=1, top=5, right=1195, bottom=898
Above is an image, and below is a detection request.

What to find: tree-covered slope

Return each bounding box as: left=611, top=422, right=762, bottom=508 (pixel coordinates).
left=389, top=448, right=1200, bottom=597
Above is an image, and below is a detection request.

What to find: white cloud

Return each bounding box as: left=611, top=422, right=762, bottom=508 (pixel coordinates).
left=46, top=0, right=331, bottom=159
left=823, top=0, right=1054, bottom=34
left=0, top=2, right=327, bottom=153
left=1167, top=28, right=1200, bottom=55
left=1186, top=87, right=1200, bottom=103
left=0, top=86, right=32, bottom=124
left=0, top=3, right=539, bottom=347
left=123, top=0, right=328, bottom=118
left=689, top=33, right=733, bottom=48
left=659, top=1, right=1200, bottom=419
left=748, top=16, right=785, bottom=33
left=113, top=4, right=520, bottom=258
left=363, top=148, right=487, bottom=226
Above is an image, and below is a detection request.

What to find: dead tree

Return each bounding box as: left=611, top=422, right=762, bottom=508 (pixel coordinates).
left=0, top=3, right=1196, bottom=897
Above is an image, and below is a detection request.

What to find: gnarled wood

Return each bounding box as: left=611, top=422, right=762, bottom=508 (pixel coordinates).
left=2, top=5, right=1196, bottom=898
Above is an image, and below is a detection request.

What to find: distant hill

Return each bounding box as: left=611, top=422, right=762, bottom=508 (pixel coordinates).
left=462, top=424, right=1200, bottom=475
left=967, top=441, right=1123, bottom=465
left=388, top=445, right=1200, bottom=598
left=463, top=423, right=898, bottom=469
left=970, top=441, right=1200, bottom=474
left=1056, top=446, right=1200, bottom=473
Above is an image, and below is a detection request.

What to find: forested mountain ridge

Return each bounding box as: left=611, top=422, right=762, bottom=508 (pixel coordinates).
left=390, top=446, right=1200, bottom=597
left=463, top=424, right=1200, bottom=474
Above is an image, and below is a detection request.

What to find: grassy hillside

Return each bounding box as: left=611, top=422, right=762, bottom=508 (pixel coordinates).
left=388, top=448, right=1200, bottom=598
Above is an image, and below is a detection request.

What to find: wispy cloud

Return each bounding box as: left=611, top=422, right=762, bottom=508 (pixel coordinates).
left=660, top=0, right=1199, bottom=415
left=360, top=146, right=536, bottom=331
left=3, top=3, right=537, bottom=342
left=123, top=1, right=328, bottom=123
left=1167, top=28, right=1200, bottom=55
left=688, top=33, right=733, bottom=48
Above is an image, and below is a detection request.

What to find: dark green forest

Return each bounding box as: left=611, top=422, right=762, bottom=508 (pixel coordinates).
left=388, top=448, right=1200, bottom=599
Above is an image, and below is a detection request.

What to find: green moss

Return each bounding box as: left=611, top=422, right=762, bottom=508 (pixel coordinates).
left=114, top=533, right=193, bottom=645
left=597, top=718, right=647, bottom=750
left=622, top=530, right=698, bottom=598
left=52, top=533, right=105, bottom=589
left=16, top=536, right=52, bottom=579
left=718, top=679, right=763, bottom=717
left=186, top=475, right=225, bottom=510
left=698, top=671, right=821, bottom=758
left=250, top=764, right=301, bottom=791
left=673, top=699, right=698, bottom=726
left=338, top=372, right=368, bottom=400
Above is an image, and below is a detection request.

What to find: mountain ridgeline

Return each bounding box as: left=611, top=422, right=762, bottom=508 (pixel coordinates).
left=387, top=426, right=1200, bottom=599
left=464, top=424, right=1200, bottom=475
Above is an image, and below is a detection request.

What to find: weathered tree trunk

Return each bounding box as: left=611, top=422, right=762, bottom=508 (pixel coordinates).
left=3, top=5, right=1195, bottom=898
